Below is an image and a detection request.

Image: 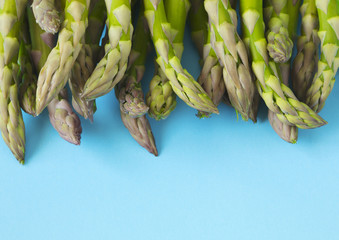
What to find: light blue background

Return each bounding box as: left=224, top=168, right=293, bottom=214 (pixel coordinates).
left=1, top=28, right=339, bottom=239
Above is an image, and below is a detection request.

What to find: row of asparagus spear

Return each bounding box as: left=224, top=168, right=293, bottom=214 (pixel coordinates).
left=0, top=0, right=338, bottom=163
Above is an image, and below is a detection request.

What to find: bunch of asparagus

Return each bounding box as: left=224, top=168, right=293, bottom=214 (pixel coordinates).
left=0, top=0, right=338, bottom=164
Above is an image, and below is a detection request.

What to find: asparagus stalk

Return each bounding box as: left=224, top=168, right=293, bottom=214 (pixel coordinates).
left=81, top=0, right=133, bottom=100
left=264, top=0, right=293, bottom=63
left=147, top=65, right=177, bottom=120
left=147, top=0, right=190, bottom=120
left=143, top=0, right=218, bottom=114
left=267, top=0, right=301, bottom=143
left=120, top=113, right=158, bottom=156
left=305, top=0, right=339, bottom=112
left=268, top=62, right=298, bottom=143
left=47, top=89, right=82, bottom=145
left=292, top=0, right=320, bottom=101
left=69, top=0, right=106, bottom=121
left=115, top=7, right=158, bottom=155
left=18, top=13, right=38, bottom=116
left=239, top=0, right=326, bottom=129
left=31, top=0, right=61, bottom=34
left=18, top=40, right=38, bottom=116
left=205, top=0, right=256, bottom=121
left=119, top=67, right=149, bottom=118
left=197, top=34, right=224, bottom=118
left=190, top=0, right=224, bottom=118
left=117, top=8, right=150, bottom=118
left=28, top=7, right=82, bottom=145
left=35, top=0, right=89, bottom=115
left=0, top=0, right=26, bottom=163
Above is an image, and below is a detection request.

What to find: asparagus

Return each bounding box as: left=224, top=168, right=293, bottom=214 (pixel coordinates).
left=143, top=0, right=218, bottom=114
left=48, top=89, right=82, bottom=145
left=117, top=9, right=150, bottom=118
left=147, top=66, right=177, bottom=120
left=264, top=0, right=293, bottom=63
left=267, top=0, right=301, bottom=143
left=205, top=0, right=256, bottom=121
left=69, top=0, right=106, bottom=121
left=292, top=0, right=320, bottom=101
left=239, top=0, right=326, bottom=129
left=114, top=6, right=158, bottom=155
left=268, top=61, right=298, bottom=143
left=190, top=0, right=224, bottom=118
left=119, top=67, right=149, bottom=118
left=28, top=7, right=82, bottom=145
left=268, top=108, right=298, bottom=143
left=31, top=0, right=61, bottom=34
left=305, top=0, right=339, bottom=112
left=120, top=112, right=158, bottom=156
left=147, top=0, right=190, bottom=120
left=0, top=0, right=26, bottom=163
left=81, top=0, right=133, bottom=100
left=35, top=0, right=89, bottom=115
left=18, top=41, right=38, bottom=116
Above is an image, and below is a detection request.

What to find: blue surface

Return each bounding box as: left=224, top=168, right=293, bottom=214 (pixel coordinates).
left=1, top=29, right=339, bottom=239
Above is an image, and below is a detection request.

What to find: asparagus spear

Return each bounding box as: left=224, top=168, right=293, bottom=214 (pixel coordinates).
left=115, top=7, right=158, bottom=155
left=205, top=0, right=256, bottom=121
left=120, top=113, right=158, bottom=156
left=69, top=0, right=106, bottom=121
left=0, top=0, right=26, bottom=163
left=117, top=8, right=150, bottom=118
left=143, top=0, right=218, bottom=114
left=239, top=0, right=326, bottom=129
left=190, top=0, right=224, bottom=118
left=267, top=0, right=301, bottom=143
left=48, top=89, right=82, bottom=145
left=35, top=0, right=89, bottom=115
left=81, top=0, right=133, bottom=100
left=28, top=6, right=82, bottom=145
left=268, top=62, right=298, bottom=143
left=292, top=0, right=320, bottom=101
left=264, top=0, right=293, bottom=63
left=18, top=41, right=38, bottom=116
left=305, top=0, right=339, bottom=112
left=31, top=0, right=61, bottom=34
left=146, top=0, right=190, bottom=120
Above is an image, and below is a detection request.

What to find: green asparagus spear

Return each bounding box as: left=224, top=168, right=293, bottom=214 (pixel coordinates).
left=267, top=0, right=301, bottom=143
left=28, top=6, right=82, bottom=145
left=205, top=0, right=256, bottom=121
left=143, top=0, right=219, bottom=114
left=117, top=9, right=150, bottom=118
left=305, top=0, right=339, bottom=112
left=190, top=0, right=224, bottom=118
left=69, top=0, right=106, bottom=121
left=120, top=112, right=158, bottom=156
left=0, top=0, right=26, bottom=163
left=81, top=0, right=133, bottom=100
left=18, top=41, right=38, bottom=116
left=292, top=0, right=320, bottom=101
left=35, top=0, right=89, bottom=115
left=32, top=0, right=61, bottom=34
left=48, top=89, right=82, bottom=145
left=264, top=0, right=293, bottom=63
left=146, top=0, right=190, bottom=120
left=240, top=0, right=326, bottom=129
